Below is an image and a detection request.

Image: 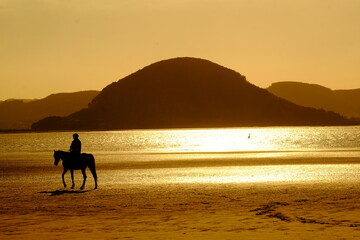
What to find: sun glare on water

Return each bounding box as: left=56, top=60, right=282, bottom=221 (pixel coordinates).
left=159, top=128, right=273, bottom=153
left=194, top=132, right=256, bottom=152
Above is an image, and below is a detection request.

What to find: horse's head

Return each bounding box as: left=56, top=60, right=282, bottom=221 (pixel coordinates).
left=53, top=150, right=61, bottom=166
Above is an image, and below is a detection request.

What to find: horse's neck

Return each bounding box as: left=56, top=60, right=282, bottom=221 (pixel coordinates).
left=59, top=151, right=70, bottom=160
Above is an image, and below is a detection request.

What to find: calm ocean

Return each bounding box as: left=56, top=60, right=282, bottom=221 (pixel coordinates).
left=1, top=126, right=360, bottom=156
left=1, top=126, right=360, bottom=184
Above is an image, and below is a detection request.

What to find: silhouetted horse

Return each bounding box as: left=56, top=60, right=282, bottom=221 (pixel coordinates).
left=53, top=150, right=98, bottom=189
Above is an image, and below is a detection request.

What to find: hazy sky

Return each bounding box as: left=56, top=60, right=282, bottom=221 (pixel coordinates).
left=1, top=0, right=360, bottom=100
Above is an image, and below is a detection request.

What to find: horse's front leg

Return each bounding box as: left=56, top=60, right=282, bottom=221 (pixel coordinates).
left=62, top=169, right=68, bottom=188
left=70, top=170, right=75, bottom=189
left=80, top=168, right=87, bottom=190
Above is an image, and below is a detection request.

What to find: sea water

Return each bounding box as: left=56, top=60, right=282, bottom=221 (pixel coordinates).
left=1, top=126, right=360, bottom=185
left=1, top=126, right=360, bottom=155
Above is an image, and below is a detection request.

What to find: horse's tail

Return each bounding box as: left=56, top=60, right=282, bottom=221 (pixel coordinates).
left=88, top=154, right=98, bottom=189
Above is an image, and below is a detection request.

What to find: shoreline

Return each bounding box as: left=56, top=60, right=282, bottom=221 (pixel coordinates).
left=2, top=123, right=360, bottom=134
left=2, top=151, right=360, bottom=168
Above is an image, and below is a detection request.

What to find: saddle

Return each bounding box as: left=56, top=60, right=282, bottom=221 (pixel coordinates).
left=70, top=153, right=83, bottom=162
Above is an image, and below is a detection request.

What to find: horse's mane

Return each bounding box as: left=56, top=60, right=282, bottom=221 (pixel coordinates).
left=55, top=150, right=70, bottom=155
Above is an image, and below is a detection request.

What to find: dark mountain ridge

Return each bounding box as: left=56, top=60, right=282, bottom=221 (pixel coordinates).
left=267, top=82, right=360, bottom=119
left=32, top=58, right=356, bottom=131
left=0, top=91, right=99, bottom=130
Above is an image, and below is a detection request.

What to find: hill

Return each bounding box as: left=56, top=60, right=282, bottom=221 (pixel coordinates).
left=0, top=91, right=99, bottom=130
left=31, top=58, right=356, bottom=131
left=267, top=82, right=360, bottom=119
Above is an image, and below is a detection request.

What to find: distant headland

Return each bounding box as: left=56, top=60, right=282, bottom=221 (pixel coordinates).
left=30, top=57, right=357, bottom=131
left=267, top=81, right=360, bottom=121
left=0, top=91, right=99, bottom=130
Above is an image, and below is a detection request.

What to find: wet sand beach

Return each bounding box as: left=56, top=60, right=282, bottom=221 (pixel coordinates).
left=1, top=153, right=360, bottom=239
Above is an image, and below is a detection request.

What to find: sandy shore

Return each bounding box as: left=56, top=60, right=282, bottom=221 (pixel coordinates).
left=1, top=154, right=360, bottom=239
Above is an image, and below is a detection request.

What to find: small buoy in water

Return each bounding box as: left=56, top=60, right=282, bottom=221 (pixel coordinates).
left=248, top=133, right=251, bottom=139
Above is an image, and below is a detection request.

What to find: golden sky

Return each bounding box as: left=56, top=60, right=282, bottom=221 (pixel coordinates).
left=1, top=0, right=359, bottom=100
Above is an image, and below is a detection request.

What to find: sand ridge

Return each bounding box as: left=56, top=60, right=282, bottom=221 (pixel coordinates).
left=1, top=181, right=360, bottom=239
left=1, top=153, right=360, bottom=239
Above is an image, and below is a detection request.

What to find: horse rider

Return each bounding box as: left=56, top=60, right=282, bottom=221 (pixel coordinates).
left=70, top=133, right=82, bottom=161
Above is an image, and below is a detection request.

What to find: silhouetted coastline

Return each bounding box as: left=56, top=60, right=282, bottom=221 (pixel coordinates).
left=31, top=58, right=358, bottom=131
left=268, top=82, right=360, bottom=119
left=0, top=91, right=99, bottom=130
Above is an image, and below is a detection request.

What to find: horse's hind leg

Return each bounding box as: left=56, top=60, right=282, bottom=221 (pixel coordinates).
left=80, top=168, right=87, bottom=190
left=89, top=165, right=98, bottom=189
left=70, top=170, right=75, bottom=189
left=62, top=169, right=68, bottom=188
